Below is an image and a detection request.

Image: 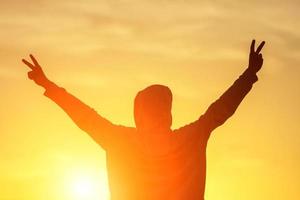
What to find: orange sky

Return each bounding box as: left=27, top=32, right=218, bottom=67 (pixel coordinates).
left=1, top=0, right=300, bottom=199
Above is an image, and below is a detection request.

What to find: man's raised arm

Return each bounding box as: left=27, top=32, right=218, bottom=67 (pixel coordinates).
left=22, top=55, right=125, bottom=149
left=200, top=40, right=265, bottom=135
left=175, top=40, right=265, bottom=142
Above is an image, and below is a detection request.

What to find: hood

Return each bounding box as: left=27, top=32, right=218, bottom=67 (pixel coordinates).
left=134, top=84, right=173, bottom=133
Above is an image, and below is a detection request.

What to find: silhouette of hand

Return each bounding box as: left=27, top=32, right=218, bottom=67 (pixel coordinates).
left=22, top=54, right=50, bottom=88
left=248, top=40, right=265, bottom=73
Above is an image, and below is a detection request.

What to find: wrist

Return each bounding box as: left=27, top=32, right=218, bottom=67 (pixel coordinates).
left=42, top=79, right=55, bottom=89
left=242, top=67, right=258, bottom=83
left=246, top=66, right=258, bottom=75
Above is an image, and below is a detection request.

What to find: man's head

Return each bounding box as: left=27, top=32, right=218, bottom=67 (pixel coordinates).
left=134, top=84, right=172, bottom=134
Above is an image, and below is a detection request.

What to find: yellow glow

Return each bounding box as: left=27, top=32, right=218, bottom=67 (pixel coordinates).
left=71, top=176, right=95, bottom=198
left=1, top=0, right=300, bottom=200
left=66, top=171, right=109, bottom=200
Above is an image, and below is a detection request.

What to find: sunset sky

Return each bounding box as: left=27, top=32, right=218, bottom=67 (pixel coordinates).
left=1, top=0, right=300, bottom=199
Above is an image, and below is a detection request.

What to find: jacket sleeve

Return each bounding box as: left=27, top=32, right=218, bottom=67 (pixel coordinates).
left=43, top=82, right=128, bottom=150
left=175, top=68, right=258, bottom=143
left=201, top=68, right=258, bottom=135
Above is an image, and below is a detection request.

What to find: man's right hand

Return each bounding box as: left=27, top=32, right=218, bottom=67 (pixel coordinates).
left=22, top=54, right=51, bottom=88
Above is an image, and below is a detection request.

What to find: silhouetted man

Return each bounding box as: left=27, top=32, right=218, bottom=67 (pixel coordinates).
left=22, top=40, right=265, bottom=200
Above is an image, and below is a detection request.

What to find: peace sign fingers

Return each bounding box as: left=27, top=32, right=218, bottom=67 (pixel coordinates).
left=250, top=40, right=265, bottom=54
left=22, top=54, right=41, bottom=70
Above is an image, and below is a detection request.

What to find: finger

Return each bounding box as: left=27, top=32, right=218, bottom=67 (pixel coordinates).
left=259, top=53, right=263, bottom=64
left=30, top=54, right=40, bottom=67
left=22, top=59, right=35, bottom=70
left=256, top=41, right=265, bottom=54
left=28, top=71, right=34, bottom=80
left=260, top=57, right=264, bottom=65
left=250, top=39, right=255, bottom=53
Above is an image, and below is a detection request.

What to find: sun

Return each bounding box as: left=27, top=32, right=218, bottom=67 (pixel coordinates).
left=72, top=176, right=95, bottom=198
left=66, top=171, right=110, bottom=200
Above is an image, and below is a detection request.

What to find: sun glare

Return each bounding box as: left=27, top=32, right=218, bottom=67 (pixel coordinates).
left=66, top=171, right=110, bottom=200
left=72, top=177, right=95, bottom=198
